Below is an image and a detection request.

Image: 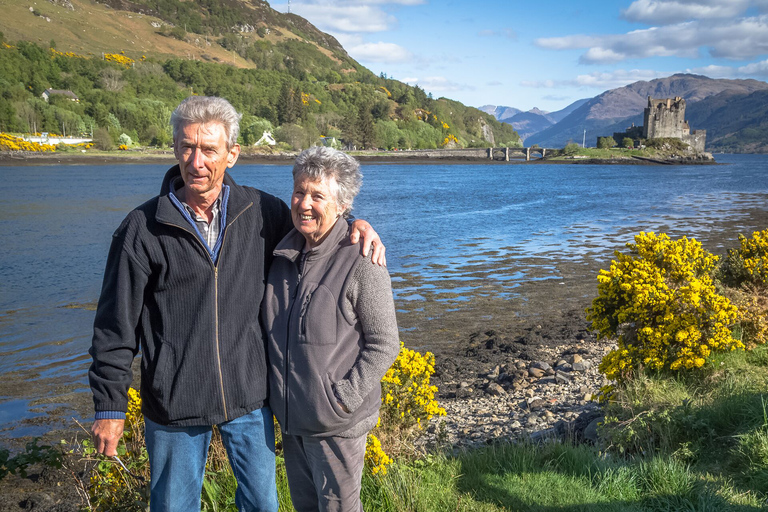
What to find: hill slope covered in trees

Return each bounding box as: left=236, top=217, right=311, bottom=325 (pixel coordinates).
left=0, top=0, right=518, bottom=151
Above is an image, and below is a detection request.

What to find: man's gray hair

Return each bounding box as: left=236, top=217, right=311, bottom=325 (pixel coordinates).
left=292, top=146, right=362, bottom=218
left=171, top=96, right=242, bottom=149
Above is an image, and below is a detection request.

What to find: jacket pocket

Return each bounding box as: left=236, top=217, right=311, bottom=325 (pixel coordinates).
left=147, top=337, right=174, bottom=414
left=298, top=285, right=337, bottom=345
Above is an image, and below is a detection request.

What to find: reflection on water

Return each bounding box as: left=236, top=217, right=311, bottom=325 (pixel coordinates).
left=0, top=154, right=767, bottom=435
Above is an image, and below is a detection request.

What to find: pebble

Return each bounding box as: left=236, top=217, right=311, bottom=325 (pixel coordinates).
left=421, top=343, right=610, bottom=449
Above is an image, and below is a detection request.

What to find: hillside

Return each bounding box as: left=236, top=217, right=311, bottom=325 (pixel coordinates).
left=526, top=74, right=768, bottom=150
left=0, top=0, right=518, bottom=151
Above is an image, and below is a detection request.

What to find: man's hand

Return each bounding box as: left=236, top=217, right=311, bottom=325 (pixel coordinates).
left=349, top=219, right=386, bottom=266
left=91, top=418, right=125, bottom=457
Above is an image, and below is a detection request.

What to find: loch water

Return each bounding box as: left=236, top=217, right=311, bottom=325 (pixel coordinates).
left=1, top=154, right=767, bottom=436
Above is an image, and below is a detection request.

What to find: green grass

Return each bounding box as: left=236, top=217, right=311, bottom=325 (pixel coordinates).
left=166, top=347, right=768, bottom=512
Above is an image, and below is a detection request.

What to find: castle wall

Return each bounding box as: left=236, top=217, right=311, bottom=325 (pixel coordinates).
left=683, top=130, right=707, bottom=153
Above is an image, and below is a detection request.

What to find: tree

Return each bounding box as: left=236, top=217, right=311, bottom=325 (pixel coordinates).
left=563, top=142, right=580, bottom=156
left=93, top=127, right=115, bottom=150
left=597, top=136, right=616, bottom=149
left=357, top=107, right=375, bottom=149
left=621, top=137, right=634, bottom=149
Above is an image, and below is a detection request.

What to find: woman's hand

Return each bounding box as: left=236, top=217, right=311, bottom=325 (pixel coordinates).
left=349, top=219, right=386, bottom=266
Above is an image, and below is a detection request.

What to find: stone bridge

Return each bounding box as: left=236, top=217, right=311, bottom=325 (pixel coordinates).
left=487, top=147, right=548, bottom=161
left=362, top=147, right=551, bottom=161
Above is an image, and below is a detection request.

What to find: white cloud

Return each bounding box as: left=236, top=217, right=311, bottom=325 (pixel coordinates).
left=536, top=15, right=768, bottom=63
left=685, top=64, right=738, bottom=77
left=286, top=4, right=396, bottom=32
left=521, top=69, right=669, bottom=89
left=621, top=0, right=751, bottom=25
left=273, top=0, right=426, bottom=34
left=402, top=76, right=472, bottom=93
left=572, top=69, right=666, bottom=88
left=684, top=59, right=768, bottom=76
left=348, top=42, right=413, bottom=63
left=737, top=59, right=768, bottom=75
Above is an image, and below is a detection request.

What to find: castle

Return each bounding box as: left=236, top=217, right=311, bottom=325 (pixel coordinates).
left=613, top=96, right=706, bottom=152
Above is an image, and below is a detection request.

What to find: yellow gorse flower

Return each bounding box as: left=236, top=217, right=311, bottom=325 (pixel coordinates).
left=364, top=433, right=391, bottom=475
left=587, top=232, right=739, bottom=391
left=0, top=133, right=56, bottom=152
left=104, top=53, right=134, bottom=68
left=365, top=343, right=446, bottom=472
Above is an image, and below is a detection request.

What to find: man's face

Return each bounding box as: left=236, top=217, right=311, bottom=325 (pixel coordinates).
left=173, top=122, right=240, bottom=200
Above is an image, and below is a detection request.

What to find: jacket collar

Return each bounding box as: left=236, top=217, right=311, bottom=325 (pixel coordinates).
left=274, top=216, right=350, bottom=263
left=156, top=165, right=252, bottom=226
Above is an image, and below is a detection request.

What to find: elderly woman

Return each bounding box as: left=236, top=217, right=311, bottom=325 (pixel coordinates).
left=262, top=146, right=399, bottom=511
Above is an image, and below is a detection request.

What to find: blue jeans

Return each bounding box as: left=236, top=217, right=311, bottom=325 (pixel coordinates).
left=144, top=407, right=277, bottom=512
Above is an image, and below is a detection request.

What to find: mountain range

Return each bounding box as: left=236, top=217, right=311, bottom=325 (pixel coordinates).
left=484, top=74, right=768, bottom=152
left=478, top=101, right=588, bottom=142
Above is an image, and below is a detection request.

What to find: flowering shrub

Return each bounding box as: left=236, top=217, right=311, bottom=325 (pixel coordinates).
left=85, top=388, right=149, bottom=510
left=50, top=48, right=85, bottom=59
left=366, top=343, right=445, bottom=467
left=104, top=52, right=134, bottom=67
left=587, top=232, right=739, bottom=389
left=0, top=133, right=56, bottom=152
left=441, top=134, right=459, bottom=147
left=364, top=433, right=392, bottom=475
left=718, top=229, right=768, bottom=347
left=721, top=229, right=768, bottom=286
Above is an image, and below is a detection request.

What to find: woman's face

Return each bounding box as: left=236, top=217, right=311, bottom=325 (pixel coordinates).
left=291, top=174, right=345, bottom=248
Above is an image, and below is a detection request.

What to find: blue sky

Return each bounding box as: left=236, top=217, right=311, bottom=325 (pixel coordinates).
left=270, top=0, right=768, bottom=113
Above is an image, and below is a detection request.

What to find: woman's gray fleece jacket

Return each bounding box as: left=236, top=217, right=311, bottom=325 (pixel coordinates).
left=262, top=218, right=400, bottom=438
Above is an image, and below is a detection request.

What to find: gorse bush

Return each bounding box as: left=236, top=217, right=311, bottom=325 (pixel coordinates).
left=366, top=343, right=446, bottom=474
left=720, top=229, right=768, bottom=287
left=718, top=229, right=768, bottom=347
left=587, top=232, right=739, bottom=389
left=84, top=388, right=149, bottom=510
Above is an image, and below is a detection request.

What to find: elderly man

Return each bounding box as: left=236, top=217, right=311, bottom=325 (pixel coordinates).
left=88, top=96, right=384, bottom=512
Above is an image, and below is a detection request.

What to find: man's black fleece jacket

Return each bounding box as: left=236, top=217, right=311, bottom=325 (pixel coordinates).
left=88, top=165, right=292, bottom=427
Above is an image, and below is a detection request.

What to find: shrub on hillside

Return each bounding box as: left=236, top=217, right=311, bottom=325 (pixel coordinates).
left=587, top=232, right=739, bottom=390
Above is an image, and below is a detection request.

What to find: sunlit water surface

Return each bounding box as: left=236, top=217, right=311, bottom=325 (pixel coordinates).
left=1, top=154, right=767, bottom=436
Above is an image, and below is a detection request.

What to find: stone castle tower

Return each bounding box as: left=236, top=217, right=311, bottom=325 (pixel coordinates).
left=643, top=97, right=688, bottom=139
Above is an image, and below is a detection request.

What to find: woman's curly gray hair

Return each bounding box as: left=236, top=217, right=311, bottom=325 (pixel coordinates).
left=292, top=146, right=362, bottom=218
left=171, top=96, right=242, bottom=150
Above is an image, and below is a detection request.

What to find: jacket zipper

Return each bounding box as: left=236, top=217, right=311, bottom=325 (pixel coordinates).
left=283, top=252, right=308, bottom=435
left=159, top=201, right=252, bottom=423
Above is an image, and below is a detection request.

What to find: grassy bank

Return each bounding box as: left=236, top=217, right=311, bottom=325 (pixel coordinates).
left=347, top=344, right=768, bottom=512
left=34, top=343, right=761, bottom=511
left=190, top=336, right=768, bottom=512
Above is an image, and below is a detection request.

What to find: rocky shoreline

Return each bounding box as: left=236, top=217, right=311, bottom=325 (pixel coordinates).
left=419, top=308, right=612, bottom=452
